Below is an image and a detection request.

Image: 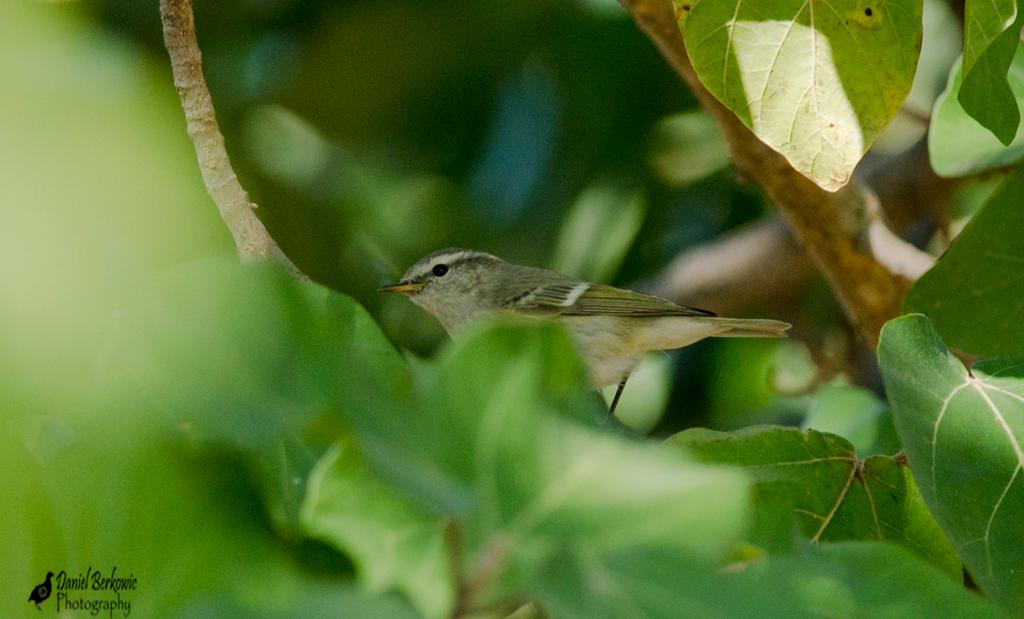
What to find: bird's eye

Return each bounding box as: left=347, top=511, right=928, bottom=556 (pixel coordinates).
left=432, top=264, right=449, bottom=277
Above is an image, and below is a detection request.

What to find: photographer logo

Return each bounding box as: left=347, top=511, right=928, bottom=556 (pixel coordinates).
left=27, top=567, right=136, bottom=617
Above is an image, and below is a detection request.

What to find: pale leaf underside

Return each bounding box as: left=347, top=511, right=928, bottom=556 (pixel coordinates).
left=680, top=0, right=921, bottom=191
left=881, top=315, right=1024, bottom=612
left=929, top=368, right=1024, bottom=581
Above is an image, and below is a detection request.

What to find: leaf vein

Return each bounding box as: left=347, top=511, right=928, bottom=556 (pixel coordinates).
left=811, top=461, right=857, bottom=541
left=932, top=380, right=973, bottom=493
left=861, top=471, right=883, bottom=540
left=971, top=381, right=1024, bottom=467
left=982, top=464, right=1021, bottom=577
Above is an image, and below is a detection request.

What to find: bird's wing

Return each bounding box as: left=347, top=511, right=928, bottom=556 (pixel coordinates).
left=508, top=282, right=716, bottom=317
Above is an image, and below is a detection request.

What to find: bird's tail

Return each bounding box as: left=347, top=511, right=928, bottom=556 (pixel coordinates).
left=707, top=317, right=791, bottom=338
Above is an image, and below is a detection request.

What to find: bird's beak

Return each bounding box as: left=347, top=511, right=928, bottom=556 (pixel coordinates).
left=378, top=281, right=424, bottom=295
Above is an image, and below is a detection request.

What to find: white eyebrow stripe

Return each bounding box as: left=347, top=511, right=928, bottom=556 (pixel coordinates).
left=559, top=283, right=590, bottom=307
left=430, top=251, right=471, bottom=266
left=406, top=251, right=471, bottom=279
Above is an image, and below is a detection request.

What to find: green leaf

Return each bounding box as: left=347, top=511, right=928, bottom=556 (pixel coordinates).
left=534, top=541, right=1003, bottom=618
left=1, top=414, right=420, bottom=619
left=301, top=440, right=454, bottom=619
left=671, top=426, right=960, bottom=577
left=531, top=545, right=796, bottom=618
left=707, top=339, right=789, bottom=428
left=118, top=261, right=380, bottom=535
left=551, top=184, right=646, bottom=283
left=958, top=0, right=1024, bottom=144
left=677, top=0, right=923, bottom=191
left=2, top=262, right=417, bottom=619
left=879, top=314, right=1024, bottom=612
left=430, top=324, right=751, bottom=602
left=905, top=167, right=1024, bottom=357
left=647, top=110, right=731, bottom=186
left=342, top=320, right=608, bottom=516
left=743, top=542, right=1005, bottom=618
left=0, top=3, right=418, bottom=615
left=931, top=50, right=1024, bottom=177
left=802, top=384, right=899, bottom=456
left=319, top=321, right=753, bottom=613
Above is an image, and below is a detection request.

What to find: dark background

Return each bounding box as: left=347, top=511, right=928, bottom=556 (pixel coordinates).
left=53, top=0, right=961, bottom=432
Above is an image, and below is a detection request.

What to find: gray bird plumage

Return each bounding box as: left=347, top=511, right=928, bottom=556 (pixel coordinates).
left=382, top=248, right=791, bottom=389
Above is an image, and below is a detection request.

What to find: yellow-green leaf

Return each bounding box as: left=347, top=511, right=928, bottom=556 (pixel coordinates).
left=677, top=0, right=923, bottom=191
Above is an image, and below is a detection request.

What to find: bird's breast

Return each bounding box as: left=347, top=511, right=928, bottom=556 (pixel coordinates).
left=561, top=316, right=644, bottom=388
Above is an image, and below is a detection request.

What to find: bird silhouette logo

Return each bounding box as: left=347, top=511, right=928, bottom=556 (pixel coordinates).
left=27, top=571, right=54, bottom=609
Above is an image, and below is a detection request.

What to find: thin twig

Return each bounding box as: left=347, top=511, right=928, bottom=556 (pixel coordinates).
left=159, top=0, right=307, bottom=280
left=620, top=0, right=927, bottom=347
left=455, top=534, right=513, bottom=616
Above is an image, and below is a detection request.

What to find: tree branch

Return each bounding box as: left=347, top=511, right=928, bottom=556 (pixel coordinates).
left=644, top=216, right=814, bottom=315
left=621, top=0, right=929, bottom=347
left=646, top=136, right=951, bottom=320
left=159, top=0, right=306, bottom=280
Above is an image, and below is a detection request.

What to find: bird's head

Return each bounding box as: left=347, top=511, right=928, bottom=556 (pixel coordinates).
left=46, top=572, right=54, bottom=578
left=380, top=248, right=507, bottom=333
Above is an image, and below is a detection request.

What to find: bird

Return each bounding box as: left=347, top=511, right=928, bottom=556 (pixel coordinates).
left=380, top=248, right=790, bottom=414
left=28, top=571, right=53, bottom=609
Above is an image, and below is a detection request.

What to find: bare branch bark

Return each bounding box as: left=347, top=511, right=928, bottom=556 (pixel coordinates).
left=621, top=0, right=928, bottom=347
left=647, top=136, right=952, bottom=319
left=644, top=216, right=814, bottom=315
left=857, top=137, right=959, bottom=242
left=159, top=0, right=306, bottom=280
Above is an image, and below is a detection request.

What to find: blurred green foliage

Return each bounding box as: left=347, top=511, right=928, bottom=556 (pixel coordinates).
left=802, top=385, right=899, bottom=457
left=75, top=0, right=822, bottom=438
left=87, top=0, right=773, bottom=354
left=0, top=3, right=405, bottom=616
